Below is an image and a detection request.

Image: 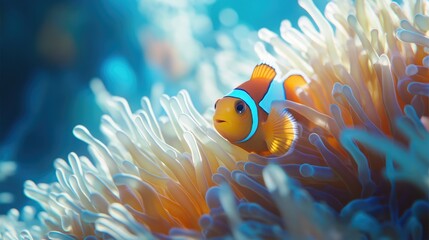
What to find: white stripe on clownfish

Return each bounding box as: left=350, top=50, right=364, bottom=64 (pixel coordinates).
left=226, top=89, right=259, bottom=143
left=259, top=69, right=311, bottom=114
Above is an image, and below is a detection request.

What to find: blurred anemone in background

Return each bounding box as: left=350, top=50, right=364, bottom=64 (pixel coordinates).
left=0, top=161, right=16, bottom=204
left=137, top=0, right=258, bottom=113
left=1, top=0, right=429, bottom=239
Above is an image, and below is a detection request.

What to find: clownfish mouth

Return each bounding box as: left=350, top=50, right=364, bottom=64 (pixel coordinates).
left=215, top=119, right=226, bottom=123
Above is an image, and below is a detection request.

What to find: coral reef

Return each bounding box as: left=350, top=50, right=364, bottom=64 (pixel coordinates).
left=1, top=0, right=428, bottom=239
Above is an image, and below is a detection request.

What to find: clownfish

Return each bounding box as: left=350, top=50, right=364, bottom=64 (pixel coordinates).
left=213, top=63, right=310, bottom=156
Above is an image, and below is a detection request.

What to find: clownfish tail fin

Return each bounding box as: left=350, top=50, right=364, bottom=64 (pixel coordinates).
left=262, top=107, right=297, bottom=156
left=250, top=63, right=277, bottom=81
left=283, top=70, right=311, bottom=102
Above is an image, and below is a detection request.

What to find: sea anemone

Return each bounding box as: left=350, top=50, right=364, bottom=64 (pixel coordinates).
left=0, top=161, right=16, bottom=205
left=1, top=80, right=251, bottom=239
left=1, top=0, right=428, bottom=239
left=254, top=0, right=429, bottom=198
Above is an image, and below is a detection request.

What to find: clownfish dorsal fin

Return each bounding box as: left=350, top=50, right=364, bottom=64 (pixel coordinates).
left=250, top=63, right=277, bottom=81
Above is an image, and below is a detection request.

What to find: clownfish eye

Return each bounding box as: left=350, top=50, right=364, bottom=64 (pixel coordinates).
left=235, top=100, right=246, bottom=114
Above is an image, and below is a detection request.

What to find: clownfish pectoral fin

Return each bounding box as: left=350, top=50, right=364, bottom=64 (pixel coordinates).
left=250, top=63, right=277, bottom=81
left=262, top=107, right=297, bottom=156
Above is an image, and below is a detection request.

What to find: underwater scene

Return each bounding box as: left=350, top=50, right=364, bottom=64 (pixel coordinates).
left=0, top=0, right=428, bottom=239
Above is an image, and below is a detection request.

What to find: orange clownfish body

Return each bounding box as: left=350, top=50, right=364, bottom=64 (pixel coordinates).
left=213, top=63, right=310, bottom=156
